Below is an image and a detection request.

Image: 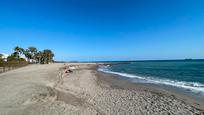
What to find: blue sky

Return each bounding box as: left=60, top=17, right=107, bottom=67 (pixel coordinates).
left=0, top=0, right=204, bottom=61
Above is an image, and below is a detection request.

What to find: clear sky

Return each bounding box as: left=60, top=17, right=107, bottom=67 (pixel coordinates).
left=0, top=0, right=204, bottom=61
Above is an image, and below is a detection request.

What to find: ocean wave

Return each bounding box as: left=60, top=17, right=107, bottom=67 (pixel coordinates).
left=98, top=66, right=204, bottom=94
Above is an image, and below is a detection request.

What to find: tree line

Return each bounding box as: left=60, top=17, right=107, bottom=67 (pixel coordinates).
left=2, top=46, right=54, bottom=64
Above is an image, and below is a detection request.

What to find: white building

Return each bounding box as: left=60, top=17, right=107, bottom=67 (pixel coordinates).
left=1, top=53, right=30, bottom=62
left=1, top=53, right=9, bottom=62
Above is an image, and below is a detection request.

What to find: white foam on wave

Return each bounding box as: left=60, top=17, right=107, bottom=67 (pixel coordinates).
left=98, top=66, right=204, bottom=94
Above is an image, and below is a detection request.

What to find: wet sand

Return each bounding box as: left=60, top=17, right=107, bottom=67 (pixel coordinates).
left=0, top=63, right=203, bottom=115
left=97, top=69, right=204, bottom=111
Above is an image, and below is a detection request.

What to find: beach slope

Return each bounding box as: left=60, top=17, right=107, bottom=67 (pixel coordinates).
left=0, top=63, right=203, bottom=115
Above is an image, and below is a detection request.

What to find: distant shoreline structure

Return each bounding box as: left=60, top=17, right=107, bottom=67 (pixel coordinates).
left=58, top=59, right=204, bottom=63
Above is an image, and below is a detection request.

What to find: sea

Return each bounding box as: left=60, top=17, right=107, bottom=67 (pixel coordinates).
left=98, top=60, right=204, bottom=100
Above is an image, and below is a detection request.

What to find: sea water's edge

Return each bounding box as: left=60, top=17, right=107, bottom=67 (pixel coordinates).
left=98, top=65, right=204, bottom=101
left=96, top=67, right=204, bottom=111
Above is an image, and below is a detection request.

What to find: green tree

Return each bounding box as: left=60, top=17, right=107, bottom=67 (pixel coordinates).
left=41, top=49, right=54, bottom=64
left=36, top=51, right=43, bottom=64
left=14, top=46, right=24, bottom=59
left=0, top=54, right=3, bottom=59
left=7, top=54, right=17, bottom=61
left=24, top=49, right=32, bottom=62
left=0, top=54, right=3, bottom=62
left=8, top=46, right=54, bottom=64
left=19, top=48, right=25, bottom=55
left=28, top=47, right=37, bottom=63
left=14, top=46, right=20, bottom=59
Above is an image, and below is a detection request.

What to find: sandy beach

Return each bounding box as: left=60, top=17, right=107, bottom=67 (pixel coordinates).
left=0, top=63, right=203, bottom=115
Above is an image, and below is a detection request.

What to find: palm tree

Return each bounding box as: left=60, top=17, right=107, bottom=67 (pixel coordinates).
left=9, top=46, right=54, bottom=64
left=19, top=48, right=25, bottom=55
left=0, top=54, right=3, bottom=59
left=42, top=49, right=54, bottom=64
left=42, top=49, right=50, bottom=64
left=51, top=53, right=54, bottom=62
left=14, top=46, right=20, bottom=52
left=0, top=54, right=3, bottom=61
left=36, top=51, right=42, bottom=64
left=14, top=46, right=21, bottom=59
left=24, top=49, right=32, bottom=62
left=14, top=46, right=24, bottom=59
left=28, top=47, right=37, bottom=63
left=48, top=50, right=54, bottom=63
left=13, top=52, right=19, bottom=59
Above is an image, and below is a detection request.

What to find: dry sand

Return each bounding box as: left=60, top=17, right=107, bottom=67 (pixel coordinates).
left=0, top=63, right=203, bottom=115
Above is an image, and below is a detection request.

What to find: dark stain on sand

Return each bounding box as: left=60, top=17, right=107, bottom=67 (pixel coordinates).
left=57, top=91, right=85, bottom=106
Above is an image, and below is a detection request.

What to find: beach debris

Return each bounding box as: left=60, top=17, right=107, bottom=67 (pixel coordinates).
left=65, top=69, right=73, bottom=73
left=69, top=66, right=76, bottom=70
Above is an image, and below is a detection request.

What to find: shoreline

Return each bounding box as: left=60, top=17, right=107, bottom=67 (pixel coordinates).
left=96, top=69, right=204, bottom=111
left=98, top=63, right=204, bottom=102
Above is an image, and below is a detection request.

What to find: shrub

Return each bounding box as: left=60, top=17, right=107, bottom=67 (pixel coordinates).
left=0, top=60, right=28, bottom=67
